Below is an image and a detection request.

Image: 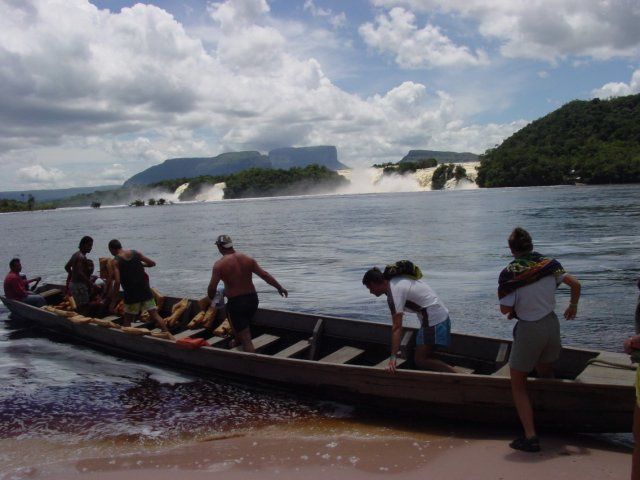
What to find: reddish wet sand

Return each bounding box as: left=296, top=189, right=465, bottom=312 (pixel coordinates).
left=1, top=418, right=631, bottom=480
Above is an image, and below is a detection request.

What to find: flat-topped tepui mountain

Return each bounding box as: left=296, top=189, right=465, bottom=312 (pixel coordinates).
left=124, top=146, right=347, bottom=186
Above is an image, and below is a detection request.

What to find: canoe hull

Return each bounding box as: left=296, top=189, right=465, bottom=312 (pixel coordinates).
left=1, top=294, right=634, bottom=432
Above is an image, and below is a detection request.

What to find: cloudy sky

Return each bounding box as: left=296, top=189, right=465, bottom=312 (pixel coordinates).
left=1, top=0, right=639, bottom=191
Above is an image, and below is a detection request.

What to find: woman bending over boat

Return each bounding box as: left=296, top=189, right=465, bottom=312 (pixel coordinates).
left=362, top=264, right=457, bottom=374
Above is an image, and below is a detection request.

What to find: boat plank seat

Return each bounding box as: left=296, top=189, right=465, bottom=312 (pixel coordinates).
left=491, top=363, right=511, bottom=377
left=576, top=352, right=635, bottom=384
left=399, top=330, right=415, bottom=359
left=495, top=342, right=510, bottom=364
left=319, top=346, right=364, bottom=364
left=454, top=366, right=475, bottom=374
left=273, top=340, right=310, bottom=358
left=40, top=288, right=63, bottom=298
left=174, top=328, right=207, bottom=341
left=374, top=356, right=406, bottom=369
left=232, top=334, right=280, bottom=352
left=207, top=336, right=229, bottom=348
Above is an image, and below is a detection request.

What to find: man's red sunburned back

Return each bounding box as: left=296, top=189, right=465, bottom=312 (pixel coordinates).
left=217, top=252, right=256, bottom=298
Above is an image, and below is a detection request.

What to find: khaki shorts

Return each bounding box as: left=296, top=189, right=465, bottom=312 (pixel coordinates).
left=509, top=311, right=561, bottom=373
left=124, top=298, right=157, bottom=315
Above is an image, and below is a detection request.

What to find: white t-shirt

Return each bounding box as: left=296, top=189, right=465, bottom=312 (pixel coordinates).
left=499, top=274, right=565, bottom=321
left=386, top=276, right=449, bottom=327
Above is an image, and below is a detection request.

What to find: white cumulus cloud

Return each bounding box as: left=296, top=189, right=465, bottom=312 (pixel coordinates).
left=592, top=69, right=640, bottom=98
left=359, top=7, right=488, bottom=68
left=18, top=165, right=66, bottom=184
left=370, top=0, right=640, bottom=63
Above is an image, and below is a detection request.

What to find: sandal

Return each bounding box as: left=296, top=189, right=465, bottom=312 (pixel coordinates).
left=509, top=436, right=540, bottom=452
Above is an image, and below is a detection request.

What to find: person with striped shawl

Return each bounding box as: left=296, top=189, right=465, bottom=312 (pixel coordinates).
left=498, top=227, right=581, bottom=453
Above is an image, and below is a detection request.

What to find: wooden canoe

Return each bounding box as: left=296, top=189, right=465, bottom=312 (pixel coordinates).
left=1, top=284, right=635, bottom=432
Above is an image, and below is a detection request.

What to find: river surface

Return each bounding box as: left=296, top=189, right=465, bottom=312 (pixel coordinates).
left=1, top=184, right=639, bottom=473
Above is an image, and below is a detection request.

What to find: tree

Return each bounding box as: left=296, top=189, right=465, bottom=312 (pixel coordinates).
left=431, top=164, right=455, bottom=189
left=27, top=194, right=35, bottom=211
left=148, top=198, right=157, bottom=206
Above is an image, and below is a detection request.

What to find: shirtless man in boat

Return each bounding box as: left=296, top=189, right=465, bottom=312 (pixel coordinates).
left=207, top=234, right=287, bottom=353
left=64, top=236, right=93, bottom=314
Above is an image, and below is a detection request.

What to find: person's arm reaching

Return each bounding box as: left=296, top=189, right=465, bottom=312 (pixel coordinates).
left=253, top=261, right=288, bottom=297
left=562, top=274, right=581, bottom=320
left=387, top=312, right=403, bottom=373
left=207, top=264, right=222, bottom=300
left=109, top=263, right=121, bottom=312
left=138, top=252, right=156, bottom=268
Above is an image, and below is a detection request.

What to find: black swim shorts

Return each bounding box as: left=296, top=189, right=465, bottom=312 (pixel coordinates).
left=226, top=292, right=259, bottom=333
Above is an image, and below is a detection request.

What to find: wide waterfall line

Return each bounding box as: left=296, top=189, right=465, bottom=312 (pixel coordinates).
left=164, top=162, right=480, bottom=203
left=170, top=182, right=226, bottom=202
left=337, top=161, right=479, bottom=194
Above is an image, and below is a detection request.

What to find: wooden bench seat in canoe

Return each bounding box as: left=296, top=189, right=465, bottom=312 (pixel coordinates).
left=207, top=336, right=229, bottom=348
left=319, top=346, right=364, bottom=364
left=373, top=356, right=407, bottom=369
left=231, top=334, right=280, bottom=352
left=491, top=363, right=511, bottom=377
left=173, top=328, right=208, bottom=341
left=273, top=340, right=310, bottom=358
left=575, top=351, right=635, bottom=384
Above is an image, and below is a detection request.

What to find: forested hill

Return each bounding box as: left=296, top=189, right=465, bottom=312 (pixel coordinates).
left=476, top=93, right=640, bottom=187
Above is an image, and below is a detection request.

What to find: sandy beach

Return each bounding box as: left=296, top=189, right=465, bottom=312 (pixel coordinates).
left=2, top=416, right=631, bottom=480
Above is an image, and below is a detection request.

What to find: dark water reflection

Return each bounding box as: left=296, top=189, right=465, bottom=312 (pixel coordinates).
left=1, top=184, right=639, bottom=445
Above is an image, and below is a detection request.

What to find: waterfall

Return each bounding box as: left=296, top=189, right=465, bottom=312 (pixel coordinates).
left=173, top=182, right=190, bottom=199
left=336, top=161, right=479, bottom=193
left=195, top=182, right=226, bottom=201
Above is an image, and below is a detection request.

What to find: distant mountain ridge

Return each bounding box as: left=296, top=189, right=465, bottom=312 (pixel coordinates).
left=124, top=146, right=347, bottom=186
left=400, top=150, right=478, bottom=163
left=0, top=185, right=119, bottom=202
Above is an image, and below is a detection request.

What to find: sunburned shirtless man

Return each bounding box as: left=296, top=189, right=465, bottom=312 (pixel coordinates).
left=207, top=235, right=287, bottom=352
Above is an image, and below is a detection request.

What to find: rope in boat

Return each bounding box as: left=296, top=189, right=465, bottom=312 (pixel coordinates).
left=585, top=357, right=636, bottom=371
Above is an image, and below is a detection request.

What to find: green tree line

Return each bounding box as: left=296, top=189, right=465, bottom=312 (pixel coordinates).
left=373, top=158, right=438, bottom=174
left=476, top=94, right=640, bottom=187
left=0, top=195, right=56, bottom=213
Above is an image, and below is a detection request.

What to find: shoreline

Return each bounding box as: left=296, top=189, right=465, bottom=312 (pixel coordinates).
left=1, top=417, right=631, bottom=480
